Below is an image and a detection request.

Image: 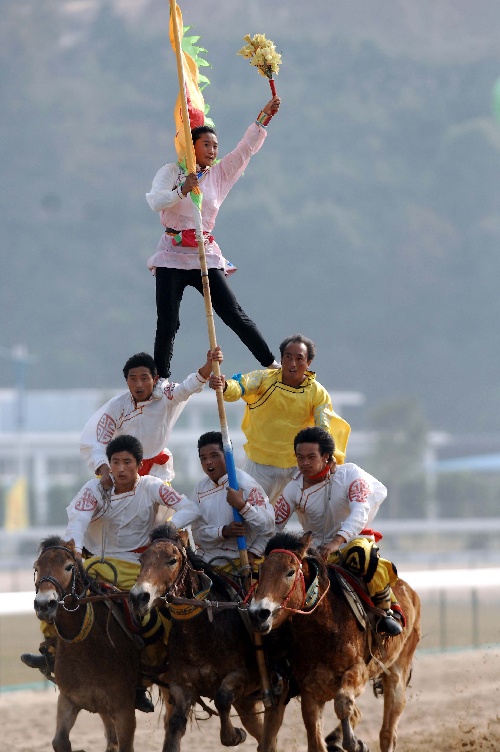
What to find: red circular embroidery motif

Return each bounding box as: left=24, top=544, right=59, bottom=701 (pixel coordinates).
left=274, top=496, right=291, bottom=524
left=75, top=488, right=98, bottom=512
left=348, top=478, right=370, bottom=504
left=96, top=413, right=116, bottom=444
left=159, top=484, right=181, bottom=506
left=247, top=487, right=265, bottom=506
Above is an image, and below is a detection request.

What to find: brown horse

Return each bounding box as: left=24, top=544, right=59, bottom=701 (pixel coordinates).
left=247, top=531, right=421, bottom=752
left=32, top=536, right=141, bottom=752
left=129, top=523, right=286, bottom=752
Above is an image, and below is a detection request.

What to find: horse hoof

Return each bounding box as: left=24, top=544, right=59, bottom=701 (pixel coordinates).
left=355, top=742, right=370, bottom=752
left=235, top=727, right=247, bottom=746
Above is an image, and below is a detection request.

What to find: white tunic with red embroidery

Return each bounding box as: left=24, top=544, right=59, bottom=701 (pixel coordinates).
left=80, top=373, right=207, bottom=482
left=65, top=476, right=195, bottom=563
left=174, top=468, right=275, bottom=562
left=274, top=464, right=387, bottom=548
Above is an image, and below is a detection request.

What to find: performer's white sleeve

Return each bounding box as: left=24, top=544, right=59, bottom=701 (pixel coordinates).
left=337, top=467, right=386, bottom=542
left=217, top=123, right=267, bottom=202
left=191, top=518, right=226, bottom=546
left=237, top=485, right=275, bottom=540
left=274, top=482, right=298, bottom=532
left=162, top=371, right=207, bottom=407
left=80, top=397, right=120, bottom=474
left=65, top=484, right=101, bottom=554
left=150, top=480, right=200, bottom=529
left=146, top=163, right=183, bottom=211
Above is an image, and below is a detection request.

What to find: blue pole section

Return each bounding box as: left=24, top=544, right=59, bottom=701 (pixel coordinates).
left=222, top=428, right=246, bottom=551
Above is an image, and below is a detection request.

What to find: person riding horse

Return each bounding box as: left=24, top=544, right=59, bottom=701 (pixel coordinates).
left=21, top=434, right=198, bottom=712
left=170, top=431, right=275, bottom=574
left=273, top=426, right=403, bottom=635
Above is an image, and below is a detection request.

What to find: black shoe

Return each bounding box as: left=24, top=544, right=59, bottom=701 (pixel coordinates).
left=135, top=688, right=154, bottom=713
left=21, top=652, right=50, bottom=670
left=377, top=610, right=403, bottom=636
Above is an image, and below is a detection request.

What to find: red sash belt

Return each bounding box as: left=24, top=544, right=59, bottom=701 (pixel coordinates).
left=360, top=528, right=383, bottom=542
left=167, top=228, right=215, bottom=247
left=139, top=450, right=170, bottom=477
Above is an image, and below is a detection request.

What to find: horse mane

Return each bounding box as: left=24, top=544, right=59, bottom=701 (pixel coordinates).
left=265, top=531, right=319, bottom=558
left=264, top=531, right=328, bottom=579
left=38, top=535, right=65, bottom=554
left=150, top=522, right=184, bottom=546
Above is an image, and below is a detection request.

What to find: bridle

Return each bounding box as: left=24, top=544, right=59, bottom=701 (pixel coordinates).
left=142, top=538, right=212, bottom=620
left=248, top=548, right=330, bottom=616
left=142, top=538, right=190, bottom=600
left=35, top=545, right=88, bottom=611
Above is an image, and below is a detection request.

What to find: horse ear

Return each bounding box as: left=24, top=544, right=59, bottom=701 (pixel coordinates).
left=64, top=538, right=76, bottom=553
left=177, top=528, right=190, bottom=549
left=298, top=531, right=313, bottom=557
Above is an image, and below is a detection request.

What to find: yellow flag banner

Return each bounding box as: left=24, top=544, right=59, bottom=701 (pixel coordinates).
left=170, top=3, right=205, bottom=166
left=4, top=476, right=29, bottom=531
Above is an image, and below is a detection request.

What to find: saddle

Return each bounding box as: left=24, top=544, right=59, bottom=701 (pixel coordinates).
left=88, top=579, right=149, bottom=649
left=328, top=564, right=406, bottom=631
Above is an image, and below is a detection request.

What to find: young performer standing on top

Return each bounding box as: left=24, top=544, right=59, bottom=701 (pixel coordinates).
left=209, top=333, right=351, bottom=505
left=146, top=96, right=281, bottom=378
left=274, top=426, right=403, bottom=636
left=81, top=348, right=222, bottom=487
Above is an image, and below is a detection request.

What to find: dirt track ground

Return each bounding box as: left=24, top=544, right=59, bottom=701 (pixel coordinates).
left=1, top=649, right=500, bottom=752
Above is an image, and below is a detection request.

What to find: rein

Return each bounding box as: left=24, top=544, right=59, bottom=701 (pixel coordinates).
left=255, top=548, right=330, bottom=616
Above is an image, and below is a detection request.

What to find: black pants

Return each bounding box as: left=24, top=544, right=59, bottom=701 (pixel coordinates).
left=154, top=267, right=275, bottom=378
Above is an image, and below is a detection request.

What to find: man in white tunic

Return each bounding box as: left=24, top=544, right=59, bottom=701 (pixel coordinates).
left=22, top=434, right=196, bottom=711
left=81, top=348, right=221, bottom=488
left=274, top=426, right=402, bottom=635
left=172, top=431, right=274, bottom=571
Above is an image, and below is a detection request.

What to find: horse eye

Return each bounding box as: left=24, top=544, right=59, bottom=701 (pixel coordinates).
left=167, top=558, right=178, bottom=567
left=64, top=563, right=74, bottom=572
left=286, top=569, right=295, bottom=578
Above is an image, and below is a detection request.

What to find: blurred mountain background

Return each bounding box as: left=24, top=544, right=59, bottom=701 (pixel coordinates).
left=2, top=0, right=500, bottom=434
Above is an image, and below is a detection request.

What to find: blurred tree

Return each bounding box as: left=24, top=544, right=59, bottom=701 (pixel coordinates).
left=437, top=472, right=500, bottom=518
left=365, top=398, right=428, bottom=519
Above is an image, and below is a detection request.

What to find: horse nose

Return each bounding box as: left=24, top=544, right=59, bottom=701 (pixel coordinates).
left=249, top=604, right=272, bottom=628
left=130, top=589, right=150, bottom=612
left=34, top=594, right=58, bottom=618
left=256, top=607, right=271, bottom=622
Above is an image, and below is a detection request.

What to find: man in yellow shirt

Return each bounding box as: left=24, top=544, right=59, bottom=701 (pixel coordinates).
left=209, top=333, right=350, bottom=505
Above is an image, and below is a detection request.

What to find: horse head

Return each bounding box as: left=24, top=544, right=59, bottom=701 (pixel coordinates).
left=248, top=530, right=322, bottom=634
left=129, top=523, right=187, bottom=618
left=33, top=536, right=82, bottom=622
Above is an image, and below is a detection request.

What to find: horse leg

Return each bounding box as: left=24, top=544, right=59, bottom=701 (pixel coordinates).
left=379, top=628, right=420, bottom=752
left=334, top=660, right=370, bottom=752
left=112, top=706, right=136, bottom=752
left=159, top=686, right=172, bottom=752
left=52, top=694, right=80, bottom=752
left=163, top=684, right=194, bottom=752
left=233, top=696, right=264, bottom=744
left=214, top=671, right=247, bottom=746
left=257, top=690, right=289, bottom=752
left=325, top=704, right=363, bottom=752
left=98, top=714, right=118, bottom=752
left=324, top=724, right=344, bottom=752
left=300, top=691, right=328, bottom=752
